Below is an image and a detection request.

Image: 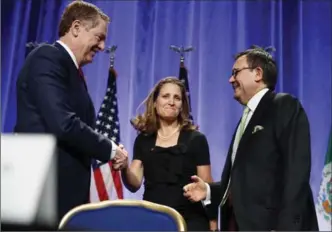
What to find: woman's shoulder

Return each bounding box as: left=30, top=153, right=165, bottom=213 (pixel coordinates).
left=182, top=129, right=207, bottom=141
left=180, top=129, right=209, bottom=153
left=134, top=132, right=155, bottom=144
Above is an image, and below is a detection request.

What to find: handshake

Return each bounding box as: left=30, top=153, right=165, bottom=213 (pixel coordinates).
left=112, top=144, right=129, bottom=170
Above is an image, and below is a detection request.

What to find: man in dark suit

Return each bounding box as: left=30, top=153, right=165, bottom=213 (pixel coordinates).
left=15, top=1, right=128, bottom=223
left=183, top=46, right=318, bottom=231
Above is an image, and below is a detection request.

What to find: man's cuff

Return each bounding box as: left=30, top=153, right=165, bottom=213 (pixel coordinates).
left=201, top=183, right=211, bottom=206
left=110, top=140, right=118, bottom=160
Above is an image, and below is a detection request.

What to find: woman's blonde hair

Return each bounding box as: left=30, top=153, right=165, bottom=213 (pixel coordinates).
left=131, top=77, right=197, bottom=134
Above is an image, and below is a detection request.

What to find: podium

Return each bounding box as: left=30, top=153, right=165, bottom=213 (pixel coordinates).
left=1, top=133, right=57, bottom=230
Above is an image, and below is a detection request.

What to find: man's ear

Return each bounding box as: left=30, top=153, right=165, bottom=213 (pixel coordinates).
left=70, top=20, right=81, bottom=37
left=254, top=67, right=263, bottom=82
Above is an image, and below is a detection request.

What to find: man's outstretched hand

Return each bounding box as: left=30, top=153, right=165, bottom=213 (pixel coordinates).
left=183, top=175, right=208, bottom=202
left=112, top=144, right=128, bottom=170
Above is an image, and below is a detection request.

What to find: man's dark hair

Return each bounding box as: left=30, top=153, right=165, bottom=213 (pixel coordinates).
left=235, top=45, right=277, bottom=90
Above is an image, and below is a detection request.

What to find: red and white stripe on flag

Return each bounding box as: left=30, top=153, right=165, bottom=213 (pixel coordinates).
left=90, top=161, right=123, bottom=202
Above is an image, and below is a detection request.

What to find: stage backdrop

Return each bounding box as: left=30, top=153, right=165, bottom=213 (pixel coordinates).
left=1, top=0, right=331, bottom=201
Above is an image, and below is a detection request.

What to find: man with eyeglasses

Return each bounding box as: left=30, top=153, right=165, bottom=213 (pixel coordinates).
left=183, top=45, right=318, bottom=231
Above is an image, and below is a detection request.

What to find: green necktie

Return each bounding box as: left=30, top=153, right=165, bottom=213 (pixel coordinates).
left=238, top=106, right=250, bottom=139
left=231, top=106, right=250, bottom=164
left=220, top=106, right=250, bottom=206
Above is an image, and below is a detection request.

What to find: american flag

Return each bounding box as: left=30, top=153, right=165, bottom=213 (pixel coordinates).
left=179, top=61, right=193, bottom=121
left=90, top=67, right=123, bottom=202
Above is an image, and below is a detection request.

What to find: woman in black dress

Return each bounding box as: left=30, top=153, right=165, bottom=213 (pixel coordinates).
left=120, top=77, right=217, bottom=231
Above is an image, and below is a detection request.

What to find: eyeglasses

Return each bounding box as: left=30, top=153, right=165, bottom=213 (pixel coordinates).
left=231, top=67, right=255, bottom=78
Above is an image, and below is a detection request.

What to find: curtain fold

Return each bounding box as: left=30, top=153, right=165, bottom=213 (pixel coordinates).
left=1, top=0, right=331, bottom=201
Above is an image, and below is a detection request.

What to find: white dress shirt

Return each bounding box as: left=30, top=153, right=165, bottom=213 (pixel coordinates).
left=56, top=40, right=118, bottom=160
left=202, top=88, right=269, bottom=205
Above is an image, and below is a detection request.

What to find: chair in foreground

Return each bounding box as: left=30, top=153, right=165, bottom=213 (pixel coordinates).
left=58, top=200, right=187, bottom=231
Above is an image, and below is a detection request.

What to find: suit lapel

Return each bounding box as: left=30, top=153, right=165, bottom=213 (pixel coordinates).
left=227, top=120, right=240, bottom=163
left=221, top=119, right=240, bottom=181
left=233, top=90, right=275, bottom=167
left=54, top=42, right=76, bottom=68
left=54, top=42, right=88, bottom=91
left=53, top=42, right=94, bottom=125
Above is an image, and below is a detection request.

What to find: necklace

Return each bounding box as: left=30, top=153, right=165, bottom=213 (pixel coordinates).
left=157, top=127, right=180, bottom=140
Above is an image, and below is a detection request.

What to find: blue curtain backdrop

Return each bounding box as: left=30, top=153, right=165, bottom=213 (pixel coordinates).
left=1, top=0, right=331, bottom=200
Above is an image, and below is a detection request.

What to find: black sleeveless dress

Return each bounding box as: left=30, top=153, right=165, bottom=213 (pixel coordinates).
left=133, top=130, right=211, bottom=231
